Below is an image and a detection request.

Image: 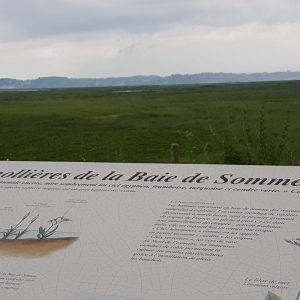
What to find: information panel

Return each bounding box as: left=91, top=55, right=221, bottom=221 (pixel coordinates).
left=0, top=161, right=299, bottom=300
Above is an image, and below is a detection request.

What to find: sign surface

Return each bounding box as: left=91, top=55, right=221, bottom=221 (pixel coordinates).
left=0, top=161, right=299, bottom=300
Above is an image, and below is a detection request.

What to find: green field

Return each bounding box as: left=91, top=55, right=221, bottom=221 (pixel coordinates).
left=0, top=81, right=300, bottom=165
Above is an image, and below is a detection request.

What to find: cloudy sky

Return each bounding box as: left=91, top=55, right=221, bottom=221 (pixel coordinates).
left=1, top=0, right=300, bottom=79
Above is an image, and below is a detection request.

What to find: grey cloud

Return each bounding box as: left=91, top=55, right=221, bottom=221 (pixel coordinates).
left=0, top=0, right=195, bottom=40
left=1, top=0, right=300, bottom=41
left=190, top=0, right=300, bottom=27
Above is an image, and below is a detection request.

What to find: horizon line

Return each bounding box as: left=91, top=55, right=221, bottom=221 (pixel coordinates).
left=1, top=70, right=300, bottom=81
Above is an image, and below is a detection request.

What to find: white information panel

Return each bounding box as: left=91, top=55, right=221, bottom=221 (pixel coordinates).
left=0, top=161, right=300, bottom=300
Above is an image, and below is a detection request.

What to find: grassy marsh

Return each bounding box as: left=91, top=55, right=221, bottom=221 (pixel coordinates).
left=0, top=81, right=299, bottom=164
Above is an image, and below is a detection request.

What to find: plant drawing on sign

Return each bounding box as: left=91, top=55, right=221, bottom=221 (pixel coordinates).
left=0, top=211, right=78, bottom=258
left=264, top=288, right=300, bottom=299
left=285, top=238, right=300, bottom=248
left=37, top=216, right=71, bottom=239
left=265, top=291, right=282, bottom=300
left=2, top=211, right=39, bottom=240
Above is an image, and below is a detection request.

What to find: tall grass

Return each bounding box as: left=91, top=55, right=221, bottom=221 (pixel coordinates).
left=0, top=82, right=299, bottom=164
left=184, top=106, right=293, bottom=165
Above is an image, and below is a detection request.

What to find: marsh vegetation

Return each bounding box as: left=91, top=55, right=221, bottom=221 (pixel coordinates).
left=0, top=81, right=299, bottom=165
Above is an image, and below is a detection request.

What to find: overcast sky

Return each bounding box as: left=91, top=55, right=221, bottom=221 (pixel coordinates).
left=1, top=0, right=300, bottom=79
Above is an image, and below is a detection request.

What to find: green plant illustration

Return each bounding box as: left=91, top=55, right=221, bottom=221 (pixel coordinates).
left=0, top=211, right=77, bottom=258
left=265, top=291, right=282, bottom=300
left=1, top=212, right=72, bottom=240
left=1, top=212, right=39, bottom=240
left=37, top=216, right=71, bottom=239
left=264, top=289, right=300, bottom=299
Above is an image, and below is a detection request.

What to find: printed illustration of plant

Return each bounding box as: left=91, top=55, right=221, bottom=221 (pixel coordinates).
left=37, top=216, right=71, bottom=239
left=285, top=238, right=300, bottom=247
left=265, top=291, right=282, bottom=300
left=14, top=214, right=39, bottom=239
left=1, top=212, right=39, bottom=240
